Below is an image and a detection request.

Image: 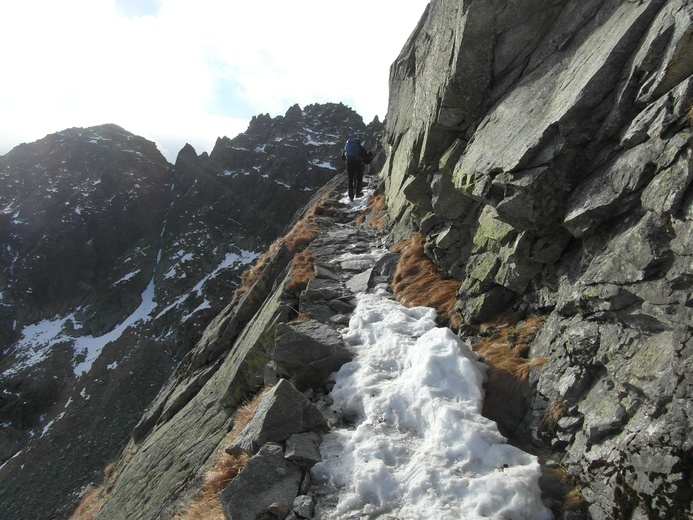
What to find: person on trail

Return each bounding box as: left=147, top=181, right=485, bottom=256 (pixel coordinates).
left=342, top=137, right=372, bottom=201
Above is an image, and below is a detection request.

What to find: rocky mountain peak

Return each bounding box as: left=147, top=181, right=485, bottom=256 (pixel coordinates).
left=0, top=124, right=173, bottom=327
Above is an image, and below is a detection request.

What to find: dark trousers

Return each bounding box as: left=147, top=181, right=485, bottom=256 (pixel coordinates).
left=346, top=158, right=364, bottom=200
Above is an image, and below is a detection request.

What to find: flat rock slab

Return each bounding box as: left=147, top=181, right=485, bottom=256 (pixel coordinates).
left=301, top=278, right=345, bottom=303
left=346, top=268, right=373, bottom=294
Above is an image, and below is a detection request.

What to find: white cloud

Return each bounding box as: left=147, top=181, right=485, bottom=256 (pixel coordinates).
left=0, top=0, right=429, bottom=162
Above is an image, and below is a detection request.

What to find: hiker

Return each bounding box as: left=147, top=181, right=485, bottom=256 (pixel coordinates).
left=342, top=137, right=372, bottom=201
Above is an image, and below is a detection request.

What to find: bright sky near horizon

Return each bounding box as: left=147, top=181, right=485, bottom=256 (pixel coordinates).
left=0, top=0, right=430, bottom=162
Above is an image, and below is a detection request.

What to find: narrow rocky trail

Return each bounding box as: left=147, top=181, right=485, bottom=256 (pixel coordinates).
left=245, top=178, right=551, bottom=519
left=93, top=174, right=555, bottom=520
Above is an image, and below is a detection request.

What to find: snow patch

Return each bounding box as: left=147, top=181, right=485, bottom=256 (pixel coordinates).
left=2, top=316, right=75, bottom=376
left=156, top=248, right=259, bottom=320
left=337, top=249, right=390, bottom=264
left=41, top=411, right=66, bottom=437
left=72, top=275, right=158, bottom=376
left=312, top=294, right=551, bottom=520
left=311, top=160, right=336, bottom=170
left=182, top=299, right=211, bottom=321
left=305, top=136, right=337, bottom=146
left=116, top=269, right=140, bottom=284
left=339, top=186, right=374, bottom=209
left=0, top=449, right=23, bottom=472
left=191, top=249, right=259, bottom=297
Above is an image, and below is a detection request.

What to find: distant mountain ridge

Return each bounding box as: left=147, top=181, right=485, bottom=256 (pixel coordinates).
left=0, top=103, right=381, bottom=519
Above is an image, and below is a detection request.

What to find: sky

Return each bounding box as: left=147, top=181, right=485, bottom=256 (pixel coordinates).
left=311, top=249, right=551, bottom=518
left=0, top=0, right=430, bottom=162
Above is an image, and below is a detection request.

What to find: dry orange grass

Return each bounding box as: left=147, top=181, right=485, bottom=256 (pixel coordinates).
left=70, top=443, right=140, bottom=520
left=173, top=454, right=250, bottom=520
left=174, top=387, right=270, bottom=520
left=563, top=488, right=585, bottom=511
left=103, top=462, right=117, bottom=480
left=391, top=235, right=461, bottom=324
left=472, top=315, right=548, bottom=381
left=355, top=192, right=388, bottom=230
left=234, top=241, right=281, bottom=300
left=471, top=315, right=548, bottom=434
left=234, top=196, right=337, bottom=299
left=70, top=485, right=105, bottom=520
left=283, top=216, right=320, bottom=254
left=538, top=459, right=584, bottom=512
left=285, top=248, right=315, bottom=293
left=541, top=398, right=568, bottom=434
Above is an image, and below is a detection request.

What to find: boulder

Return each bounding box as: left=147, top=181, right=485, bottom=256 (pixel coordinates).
left=284, top=432, right=322, bottom=469
left=345, top=268, right=373, bottom=294
left=226, top=379, right=325, bottom=456
left=272, top=320, right=352, bottom=390
left=292, top=495, right=315, bottom=519
left=299, top=277, right=349, bottom=324
left=220, top=444, right=302, bottom=520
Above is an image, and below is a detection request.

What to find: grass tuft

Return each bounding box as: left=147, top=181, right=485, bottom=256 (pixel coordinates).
left=355, top=191, right=388, bottom=230
left=70, top=485, right=105, bottom=520
left=390, top=235, right=461, bottom=324
left=473, top=315, right=548, bottom=381
left=173, top=387, right=270, bottom=520
left=563, top=487, right=585, bottom=511
left=234, top=194, right=337, bottom=299
left=471, top=315, right=549, bottom=435
left=285, top=248, right=315, bottom=294
left=70, top=443, right=140, bottom=519
left=541, top=398, right=568, bottom=434
left=538, top=459, right=585, bottom=513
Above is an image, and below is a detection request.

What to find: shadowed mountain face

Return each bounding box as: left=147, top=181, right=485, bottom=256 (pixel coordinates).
left=0, top=104, right=381, bottom=519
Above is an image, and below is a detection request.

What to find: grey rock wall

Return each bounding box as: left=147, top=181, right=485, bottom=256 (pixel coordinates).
left=382, top=0, right=693, bottom=517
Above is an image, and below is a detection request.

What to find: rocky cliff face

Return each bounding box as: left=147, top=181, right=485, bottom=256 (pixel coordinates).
left=383, top=0, right=692, bottom=518
left=0, top=104, right=380, bottom=519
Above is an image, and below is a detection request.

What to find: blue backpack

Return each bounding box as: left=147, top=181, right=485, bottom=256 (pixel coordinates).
left=345, top=138, right=360, bottom=158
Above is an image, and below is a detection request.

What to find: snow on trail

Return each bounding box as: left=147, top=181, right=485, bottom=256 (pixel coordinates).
left=312, top=292, right=551, bottom=518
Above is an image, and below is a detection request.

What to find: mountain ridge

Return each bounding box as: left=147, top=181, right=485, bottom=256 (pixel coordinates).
left=0, top=103, right=381, bottom=519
